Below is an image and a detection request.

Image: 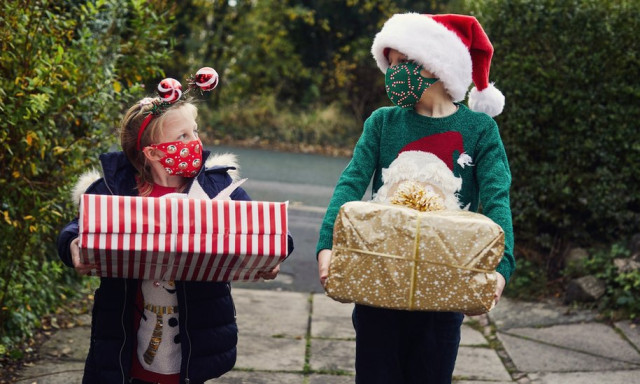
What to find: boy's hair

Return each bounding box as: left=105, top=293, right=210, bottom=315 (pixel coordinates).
left=119, top=98, right=198, bottom=196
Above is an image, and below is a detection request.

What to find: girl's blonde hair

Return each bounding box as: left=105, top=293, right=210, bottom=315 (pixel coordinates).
left=119, top=98, right=198, bottom=196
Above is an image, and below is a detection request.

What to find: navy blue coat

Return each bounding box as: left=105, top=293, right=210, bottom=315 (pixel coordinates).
left=58, top=151, right=291, bottom=384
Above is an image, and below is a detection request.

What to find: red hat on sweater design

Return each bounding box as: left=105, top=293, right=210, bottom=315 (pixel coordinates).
left=399, top=131, right=473, bottom=171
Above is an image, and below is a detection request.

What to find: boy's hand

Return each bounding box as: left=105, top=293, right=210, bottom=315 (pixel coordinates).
left=70, top=238, right=96, bottom=276
left=494, top=272, right=506, bottom=305
left=258, top=264, right=280, bottom=280
left=318, top=249, right=332, bottom=287
left=464, top=272, right=507, bottom=317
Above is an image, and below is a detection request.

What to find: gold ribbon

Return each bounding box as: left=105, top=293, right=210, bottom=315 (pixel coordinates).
left=408, top=214, right=421, bottom=310
left=332, top=246, right=495, bottom=274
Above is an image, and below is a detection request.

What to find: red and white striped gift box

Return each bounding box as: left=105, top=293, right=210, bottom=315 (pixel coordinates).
left=78, top=194, right=288, bottom=281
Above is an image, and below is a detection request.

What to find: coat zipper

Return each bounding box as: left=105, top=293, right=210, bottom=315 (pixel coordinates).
left=183, top=283, right=192, bottom=384
left=119, top=280, right=128, bottom=383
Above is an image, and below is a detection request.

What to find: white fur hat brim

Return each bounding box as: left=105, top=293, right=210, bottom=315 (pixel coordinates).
left=371, top=13, right=472, bottom=102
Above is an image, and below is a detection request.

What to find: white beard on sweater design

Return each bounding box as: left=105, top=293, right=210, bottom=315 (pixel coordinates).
left=373, top=151, right=464, bottom=211
left=137, top=280, right=181, bottom=374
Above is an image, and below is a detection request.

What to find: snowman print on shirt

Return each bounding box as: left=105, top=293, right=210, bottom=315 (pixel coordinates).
left=137, top=280, right=181, bottom=374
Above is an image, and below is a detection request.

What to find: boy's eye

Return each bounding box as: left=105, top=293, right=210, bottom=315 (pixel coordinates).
left=389, top=58, right=410, bottom=67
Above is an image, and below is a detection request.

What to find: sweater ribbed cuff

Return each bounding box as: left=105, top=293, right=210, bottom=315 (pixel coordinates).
left=495, top=261, right=513, bottom=284
left=315, top=238, right=333, bottom=260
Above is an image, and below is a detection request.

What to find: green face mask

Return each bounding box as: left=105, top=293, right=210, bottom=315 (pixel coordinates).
left=385, top=61, right=439, bottom=109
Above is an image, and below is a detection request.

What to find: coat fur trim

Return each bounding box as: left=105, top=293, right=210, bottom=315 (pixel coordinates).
left=205, top=152, right=240, bottom=181
left=72, top=169, right=102, bottom=207
left=71, top=152, right=242, bottom=206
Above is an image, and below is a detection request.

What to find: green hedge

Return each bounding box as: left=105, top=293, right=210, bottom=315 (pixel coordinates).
left=466, top=0, right=640, bottom=259
left=0, top=0, right=173, bottom=355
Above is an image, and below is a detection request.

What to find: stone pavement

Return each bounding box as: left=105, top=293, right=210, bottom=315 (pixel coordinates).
left=14, top=288, right=640, bottom=384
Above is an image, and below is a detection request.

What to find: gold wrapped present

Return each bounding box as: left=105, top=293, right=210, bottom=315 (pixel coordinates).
left=325, top=201, right=504, bottom=313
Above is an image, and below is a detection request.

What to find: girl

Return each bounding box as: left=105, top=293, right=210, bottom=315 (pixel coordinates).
left=58, top=78, right=287, bottom=383
left=316, top=13, right=514, bottom=384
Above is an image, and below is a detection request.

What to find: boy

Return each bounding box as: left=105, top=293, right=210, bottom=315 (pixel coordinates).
left=316, top=13, right=514, bottom=383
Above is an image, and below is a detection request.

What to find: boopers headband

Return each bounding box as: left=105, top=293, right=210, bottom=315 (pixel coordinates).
left=136, top=67, right=219, bottom=150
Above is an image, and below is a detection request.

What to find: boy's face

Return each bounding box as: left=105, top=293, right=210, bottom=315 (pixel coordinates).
left=387, top=48, right=436, bottom=78
left=387, top=48, right=409, bottom=67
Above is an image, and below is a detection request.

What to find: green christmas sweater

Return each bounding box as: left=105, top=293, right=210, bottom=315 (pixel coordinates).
left=316, top=104, right=515, bottom=282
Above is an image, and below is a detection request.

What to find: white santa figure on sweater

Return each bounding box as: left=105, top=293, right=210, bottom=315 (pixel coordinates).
left=373, top=147, right=472, bottom=212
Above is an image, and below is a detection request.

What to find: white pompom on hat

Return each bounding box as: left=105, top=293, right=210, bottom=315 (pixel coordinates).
left=371, top=13, right=505, bottom=117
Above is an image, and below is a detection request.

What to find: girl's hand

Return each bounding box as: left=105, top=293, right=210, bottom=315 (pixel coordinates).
left=258, top=264, right=280, bottom=280
left=317, top=249, right=332, bottom=287
left=70, top=238, right=96, bottom=276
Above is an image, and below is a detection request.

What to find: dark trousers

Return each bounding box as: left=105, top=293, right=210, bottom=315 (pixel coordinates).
left=353, top=304, right=464, bottom=384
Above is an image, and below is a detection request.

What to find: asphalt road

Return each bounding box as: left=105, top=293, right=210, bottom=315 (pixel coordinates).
left=233, top=205, right=326, bottom=293
left=211, top=145, right=371, bottom=294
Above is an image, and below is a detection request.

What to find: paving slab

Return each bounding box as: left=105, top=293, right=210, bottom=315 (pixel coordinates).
left=236, top=333, right=306, bottom=371
left=234, top=288, right=310, bottom=338
left=498, top=332, right=638, bottom=372
left=615, top=320, right=640, bottom=351
left=505, top=323, right=640, bottom=364
left=311, top=293, right=355, bottom=339
left=528, top=369, right=640, bottom=384
left=208, top=370, right=303, bottom=383
left=16, top=287, right=637, bottom=384
left=489, top=297, right=597, bottom=330
left=453, top=346, right=512, bottom=381
left=39, top=326, right=90, bottom=361
left=14, top=361, right=85, bottom=384
left=309, top=339, right=356, bottom=373
left=307, top=374, right=355, bottom=384
left=461, top=324, right=489, bottom=346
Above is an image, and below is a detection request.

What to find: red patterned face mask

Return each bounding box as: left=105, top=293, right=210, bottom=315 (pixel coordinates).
left=149, top=139, right=203, bottom=177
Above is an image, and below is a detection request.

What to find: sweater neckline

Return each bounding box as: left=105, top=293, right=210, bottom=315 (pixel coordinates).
left=406, top=103, right=467, bottom=124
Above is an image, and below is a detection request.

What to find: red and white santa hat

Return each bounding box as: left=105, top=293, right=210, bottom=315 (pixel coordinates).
left=371, top=13, right=505, bottom=117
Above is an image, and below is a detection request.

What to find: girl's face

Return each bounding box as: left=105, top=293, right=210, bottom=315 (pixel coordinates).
left=143, top=105, right=203, bottom=181
left=155, top=106, right=198, bottom=144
